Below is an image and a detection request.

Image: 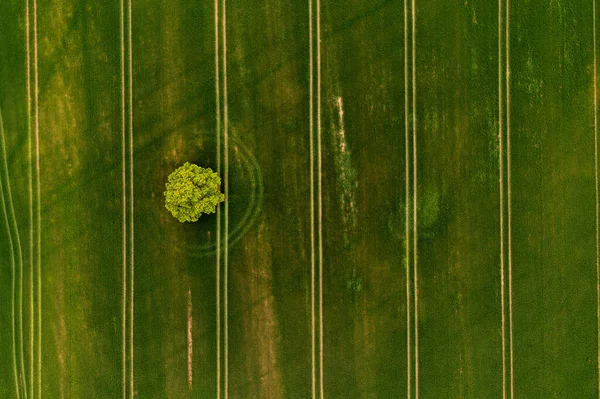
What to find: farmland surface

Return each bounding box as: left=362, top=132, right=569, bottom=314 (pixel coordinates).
left=0, top=0, right=599, bottom=398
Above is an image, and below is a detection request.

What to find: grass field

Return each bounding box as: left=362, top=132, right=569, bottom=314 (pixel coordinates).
left=1, top=0, right=600, bottom=397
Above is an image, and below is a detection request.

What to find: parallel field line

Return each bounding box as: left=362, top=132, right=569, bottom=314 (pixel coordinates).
left=316, top=0, right=324, bottom=395
left=33, top=0, right=42, bottom=393
left=411, top=0, right=419, bottom=397
left=25, top=0, right=35, bottom=395
left=214, top=0, right=222, bottom=394
left=309, top=0, right=316, bottom=396
left=594, top=0, right=599, bottom=396
left=404, top=0, right=411, bottom=396
left=505, top=0, right=514, bottom=397
left=120, top=0, right=127, bottom=395
left=222, top=0, right=229, bottom=396
left=127, top=0, right=135, bottom=395
left=498, top=0, right=507, bottom=397
left=188, top=290, right=193, bottom=390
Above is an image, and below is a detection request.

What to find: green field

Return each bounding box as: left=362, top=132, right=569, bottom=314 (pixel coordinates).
left=1, top=0, right=599, bottom=397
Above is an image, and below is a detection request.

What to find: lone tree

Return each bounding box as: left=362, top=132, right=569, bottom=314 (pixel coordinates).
left=164, top=162, right=225, bottom=223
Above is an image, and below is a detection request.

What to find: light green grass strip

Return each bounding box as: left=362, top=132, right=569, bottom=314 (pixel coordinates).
left=1, top=109, right=27, bottom=399
left=0, top=112, right=20, bottom=399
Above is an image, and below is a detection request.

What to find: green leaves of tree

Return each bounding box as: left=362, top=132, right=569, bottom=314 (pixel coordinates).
left=164, top=162, right=225, bottom=223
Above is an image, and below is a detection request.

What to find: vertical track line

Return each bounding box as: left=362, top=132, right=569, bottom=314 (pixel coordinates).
left=309, top=0, right=316, bottom=397
left=215, top=0, right=222, bottom=395
left=25, top=0, right=34, bottom=395
left=222, top=0, right=229, bottom=396
left=0, top=115, right=19, bottom=399
left=214, top=0, right=222, bottom=394
left=411, top=0, right=418, bottom=397
left=404, top=0, right=411, bottom=396
left=120, top=0, right=127, bottom=395
left=505, top=0, right=514, bottom=397
left=498, top=0, right=507, bottom=397
left=127, top=0, right=135, bottom=396
left=594, top=0, right=599, bottom=396
left=316, top=0, right=324, bottom=395
left=33, top=0, right=42, bottom=394
left=188, top=290, right=193, bottom=391
left=1, top=110, right=28, bottom=399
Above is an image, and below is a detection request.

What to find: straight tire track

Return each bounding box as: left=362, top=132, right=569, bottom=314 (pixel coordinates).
left=33, top=0, right=42, bottom=393
left=25, top=0, right=35, bottom=395
left=505, top=0, right=514, bottom=397
left=594, top=0, right=599, bottom=396
left=214, top=0, right=222, bottom=394
left=222, top=0, right=229, bottom=396
left=411, top=0, right=419, bottom=397
left=127, top=0, right=135, bottom=396
left=120, top=0, right=127, bottom=395
left=187, top=290, right=193, bottom=390
left=498, top=0, right=507, bottom=397
left=316, top=0, right=324, bottom=395
left=404, top=0, right=411, bottom=396
left=309, top=0, right=316, bottom=397
left=0, top=112, right=19, bottom=399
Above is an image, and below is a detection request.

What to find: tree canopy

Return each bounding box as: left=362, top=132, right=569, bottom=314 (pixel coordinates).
left=164, top=162, right=225, bottom=223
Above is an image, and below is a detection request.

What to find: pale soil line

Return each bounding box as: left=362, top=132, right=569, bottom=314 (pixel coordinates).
left=505, top=0, right=514, bottom=397
left=120, top=0, right=127, bottom=396
left=404, top=0, right=411, bottom=396
left=214, top=0, right=222, bottom=394
left=33, top=0, right=42, bottom=393
left=309, top=0, right=316, bottom=397
left=128, top=0, right=135, bottom=395
left=25, top=0, right=35, bottom=395
left=1, top=110, right=28, bottom=399
left=498, top=0, right=507, bottom=397
left=316, top=0, right=324, bottom=396
left=594, top=1, right=599, bottom=396
left=188, top=290, right=193, bottom=391
left=222, top=0, right=229, bottom=396
left=411, top=0, right=418, bottom=397
left=0, top=131, right=19, bottom=398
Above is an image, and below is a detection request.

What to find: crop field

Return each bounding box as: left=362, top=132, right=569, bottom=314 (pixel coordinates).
left=1, top=0, right=599, bottom=397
